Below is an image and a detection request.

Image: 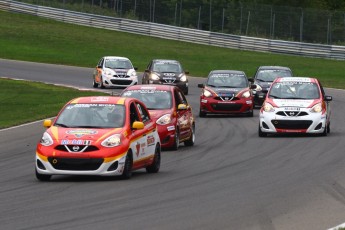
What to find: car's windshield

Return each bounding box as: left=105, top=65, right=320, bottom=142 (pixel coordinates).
left=207, top=73, right=247, bottom=88
left=256, top=69, right=292, bottom=82
left=152, top=61, right=182, bottom=73
left=268, top=82, right=320, bottom=99
left=55, top=104, right=125, bottom=128
left=122, top=89, right=173, bottom=110
left=104, top=59, right=133, bottom=69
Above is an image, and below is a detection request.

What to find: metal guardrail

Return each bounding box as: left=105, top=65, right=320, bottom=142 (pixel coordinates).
left=1, top=0, right=345, bottom=60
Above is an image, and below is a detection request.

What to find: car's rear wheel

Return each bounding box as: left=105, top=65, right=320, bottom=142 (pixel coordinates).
left=171, top=128, right=179, bottom=151
left=184, top=123, right=195, bottom=146
left=184, top=89, right=189, bottom=95
left=35, top=168, right=51, bottom=181
left=120, top=152, right=133, bottom=179
left=258, top=125, right=267, bottom=137
left=199, top=109, right=206, bottom=117
left=247, top=110, right=254, bottom=117
left=146, top=144, right=161, bottom=173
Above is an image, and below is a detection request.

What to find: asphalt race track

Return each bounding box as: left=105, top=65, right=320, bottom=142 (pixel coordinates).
left=1, top=59, right=345, bottom=230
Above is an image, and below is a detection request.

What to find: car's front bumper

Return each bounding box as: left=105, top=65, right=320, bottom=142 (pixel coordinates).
left=35, top=152, right=127, bottom=176
left=259, top=108, right=327, bottom=134
left=103, top=75, right=138, bottom=87
left=156, top=124, right=176, bottom=148
left=200, top=97, right=253, bottom=115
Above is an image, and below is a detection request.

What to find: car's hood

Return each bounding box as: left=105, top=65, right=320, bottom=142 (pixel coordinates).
left=149, top=109, right=173, bottom=120
left=105, top=68, right=136, bottom=76
left=206, top=86, right=247, bottom=96
left=255, top=81, right=272, bottom=89
left=271, top=99, right=317, bottom=108
left=47, top=126, right=122, bottom=143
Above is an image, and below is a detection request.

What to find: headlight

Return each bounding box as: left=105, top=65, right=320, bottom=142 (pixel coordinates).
left=156, top=114, right=172, bottom=125
left=180, top=74, right=187, bottom=82
left=40, top=132, right=53, bottom=146
left=104, top=69, right=113, bottom=76
left=263, top=102, right=275, bottom=112
left=203, top=89, right=212, bottom=97
left=150, top=73, right=160, bottom=80
left=255, top=84, right=262, bottom=91
left=310, top=103, right=322, bottom=113
left=130, top=71, right=137, bottom=77
left=101, top=134, right=121, bottom=147
left=242, top=91, right=251, bottom=98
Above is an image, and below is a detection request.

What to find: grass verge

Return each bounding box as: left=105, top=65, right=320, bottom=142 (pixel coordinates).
left=0, top=78, right=107, bottom=129
left=0, top=10, right=344, bottom=89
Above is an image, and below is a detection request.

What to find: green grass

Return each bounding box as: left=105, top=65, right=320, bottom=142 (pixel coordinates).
left=0, top=10, right=345, bottom=88
left=0, top=78, right=107, bottom=129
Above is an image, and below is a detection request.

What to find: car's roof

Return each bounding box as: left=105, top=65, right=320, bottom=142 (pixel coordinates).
left=257, top=66, right=291, bottom=71
left=274, top=77, right=318, bottom=83
left=123, top=84, right=176, bottom=92
left=103, top=56, right=130, bottom=60
left=209, top=70, right=246, bottom=75
left=68, top=96, right=131, bottom=105
left=152, top=59, right=180, bottom=64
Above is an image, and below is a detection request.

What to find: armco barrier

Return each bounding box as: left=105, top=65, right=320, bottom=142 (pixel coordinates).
left=1, top=0, right=344, bottom=60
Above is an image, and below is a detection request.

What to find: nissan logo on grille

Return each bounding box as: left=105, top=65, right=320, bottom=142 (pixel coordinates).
left=72, top=146, right=80, bottom=152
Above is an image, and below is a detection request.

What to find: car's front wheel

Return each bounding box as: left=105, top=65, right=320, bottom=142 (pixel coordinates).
left=258, top=125, right=267, bottom=137
left=199, top=109, right=206, bottom=117
left=92, top=79, right=99, bottom=88
left=120, top=152, right=133, bottom=179
left=146, top=144, right=161, bottom=173
left=171, top=128, right=179, bottom=151
left=184, top=123, right=195, bottom=146
left=35, top=168, right=51, bottom=181
left=100, top=77, right=105, bottom=89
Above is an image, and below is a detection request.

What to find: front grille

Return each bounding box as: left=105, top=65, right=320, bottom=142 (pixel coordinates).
left=276, top=111, right=308, bottom=117
left=271, top=120, right=312, bottom=130
left=214, top=96, right=239, bottom=101
left=113, top=74, right=129, bottom=78
left=110, top=79, right=133, bottom=85
left=211, top=103, right=242, bottom=111
left=48, top=157, right=103, bottom=171
left=55, top=145, right=99, bottom=152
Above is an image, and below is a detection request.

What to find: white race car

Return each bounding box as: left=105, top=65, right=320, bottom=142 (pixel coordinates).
left=93, top=56, right=138, bottom=88
left=259, top=77, right=332, bottom=137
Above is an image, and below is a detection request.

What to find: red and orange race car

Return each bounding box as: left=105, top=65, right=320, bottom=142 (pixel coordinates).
left=198, top=70, right=256, bottom=117
left=35, top=96, right=161, bottom=181
left=121, top=85, right=195, bottom=150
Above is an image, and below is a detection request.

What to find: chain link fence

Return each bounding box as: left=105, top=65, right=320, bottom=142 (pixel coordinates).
left=16, top=0, right=345, bottom=45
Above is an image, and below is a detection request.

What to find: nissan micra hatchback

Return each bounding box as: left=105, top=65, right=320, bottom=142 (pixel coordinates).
left=35, top=96, right=160, bottom=181
left=259, top=77, right=332, bottom=137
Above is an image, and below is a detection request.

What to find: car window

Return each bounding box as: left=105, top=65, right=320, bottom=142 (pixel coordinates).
left=136, top=102, right=150, bottom=123
left=104, top=59, right=132, bottom=69
left=98, top=58, right=104, bottom=67
left=256, top=69, right=292, bottom=82
left=122, top=89, right=173, bottom=110
left=153, top=61, right=182, bottom=72
left=207, top=73, right=247, bottom=88
left=129, top=103, right=141, bottom=125
left=269, top=82, right=320, bottom=99
left=174, top=89, right=186, bottom=107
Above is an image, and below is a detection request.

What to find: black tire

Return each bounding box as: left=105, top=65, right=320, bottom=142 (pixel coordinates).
left=146, top=144, right=161, bottom=173
left=100, top=77, right=105, bottom=89
left=199, top=109, right=206, bottom=117
left=92, top=79, right=99, bottom=88
left=184, top=89, right=189, bottom=95
left=327, top=122, right=331, bottom=133
left=258, top=125, right=267, bottom=137
left=35, top=168, right=51, bottom=181
left=120, top=152, right=133, bottom=179
left=320, top=124, right=328, bottom=136
left=171, top=128, right=179, bottom=151
left=184, top=123, right=195, bottom=146
left=247, top=110, right=254, bottom=117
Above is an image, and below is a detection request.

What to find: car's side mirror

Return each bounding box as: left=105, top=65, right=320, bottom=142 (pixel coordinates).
left=248, top=78, right=254, bottom=83
left=134, top=67, right=138, bottom=70
left=97, top=65, right=102, bottom=68
left=178, top=104, right=187, bottom=110
left=250, top=84, right=257, bottom=89
left=144, top=69, right=150, bottom=73
left=185, top=71, right=190, bottom=74
left=198, top=83, right=204, bottom=88
left=132, top=121, right=144, bottom=130
left=262, top=89, right=268, bottom=93
left=324, top=95, right=332, bottom=101
left=43, top=119, right=52, bottom=128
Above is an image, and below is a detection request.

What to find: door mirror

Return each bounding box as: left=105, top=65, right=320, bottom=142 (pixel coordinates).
left=132, top=121, right=144, bottom=130
left=198, top=83, right=204, bottom=88
left=324, top=95, right=332, bottom=101
left=178, top=104, right=187, bottom=110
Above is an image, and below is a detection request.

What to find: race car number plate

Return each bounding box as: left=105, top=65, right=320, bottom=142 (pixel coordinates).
left=284, top=107, right=300, bottom=111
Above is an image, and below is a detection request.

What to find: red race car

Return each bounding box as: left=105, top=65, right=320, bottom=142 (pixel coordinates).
left=35, top=96, right=161, bottom=181
left=121, top=85, right=195, bottom=150
left=198, top=70, right=256, bottom=117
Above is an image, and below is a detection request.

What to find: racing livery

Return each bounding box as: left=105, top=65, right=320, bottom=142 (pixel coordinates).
left=93, top=56, right=138, bottom=88
left=35, top=96, right=160, bottom=181
left=121, top=85, right=195, bottom=150
left=141, top=59, right=189, bottom=95
left=259, top=77, right=332, bottom=137
left=198, top=70, right=255, bottom=117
